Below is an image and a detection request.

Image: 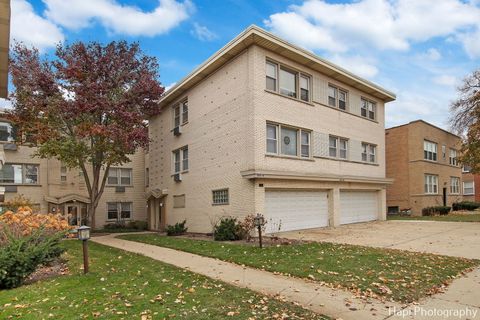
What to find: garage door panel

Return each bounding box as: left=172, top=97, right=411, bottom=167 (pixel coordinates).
left=340, top=191, right=378, bottom=225
left=265, top=190, right=329, bottom=233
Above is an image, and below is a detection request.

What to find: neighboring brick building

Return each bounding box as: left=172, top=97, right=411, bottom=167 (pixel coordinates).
left=146, top=25, right=396, bottom=233
left=386, top=120, right=463, bottom=215
left=462, top=166, right=480, bottom=202
left=0, top=112, right=148, bottom=228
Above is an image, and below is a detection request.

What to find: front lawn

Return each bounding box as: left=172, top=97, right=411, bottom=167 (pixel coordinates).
left=388, top=214, right=480, bottom=222
left=120, top=234, right=478, bottom=303
left=0, top=241, right=328, bottom=320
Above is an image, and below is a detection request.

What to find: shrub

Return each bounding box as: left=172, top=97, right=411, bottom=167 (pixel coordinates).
left=127, top=220, right=148, bottom=230
left=422, top=206, right=451, bottom=216
left=103, top=222, right=126, bottom=230
left=0, top=207, right=71, bottom=289
left=166, top=220, right=188, bottom=236
left=214, top=217, right=242, bottom=241
left=452, top=201, right=480, bottom=211
left=1, top=195, right=35, bottom=214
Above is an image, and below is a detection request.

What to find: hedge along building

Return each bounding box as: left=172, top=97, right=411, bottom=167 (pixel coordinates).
left=0, top=111, right=148, bottom=228
left=146, top=25, right=396, bottom=234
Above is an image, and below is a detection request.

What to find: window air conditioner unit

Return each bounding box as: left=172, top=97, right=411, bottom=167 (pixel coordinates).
left=115, top=186, right=126, bottom=193
left=173, top=173, right=182, bottom=182
left=173, top=126, right=182, bottom=136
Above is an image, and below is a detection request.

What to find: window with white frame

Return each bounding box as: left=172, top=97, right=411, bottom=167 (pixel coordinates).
left=442, top=145, right=446, bottom=160
left=107, top=168, right=132, bottom=186
left=463, top=165, right=472, bottom=173
left=329, top=136, right=348, bottom=159
left=107, top=202, right=132, bottom=220
left=173, top=146, right=188, bottom=173
left=0, top=121, right=15, bottom=142
left=328, top=85, right=347, bottom=110
left=361, top=98, right=376, bottom=120
left=424, top=140, right=437, bottom=161
left=172, top=99, right=188, bottom=128
left=449, top=149, right=458, bottom=166
left=265, top=61, right=311, bottom=102
left=463, top=181, right=475, bottom=195
left=361, top=143, right=376, bottom=163
left=424, top=174, right=438, bottom=194
left=266, top=61, right=277, bottom=91
left=212, top=188, right=229, bottom=205
left=450, top=177, right=460, bottom=194
left=266, top=123, right=310, bottom=158
left=60, top=165, right=67, bottom=182
left=0, top=163, right=39, bottom=184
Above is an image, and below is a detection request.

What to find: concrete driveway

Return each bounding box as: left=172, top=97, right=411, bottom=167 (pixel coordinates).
left=279, top=220, right=480, bottom=259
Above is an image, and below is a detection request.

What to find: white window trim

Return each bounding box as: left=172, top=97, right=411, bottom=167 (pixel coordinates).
left=329, top=135, right=348, bottom=159
left=423, top=140, right=438, bottom=162
left=450, top=177, right=460, bottom=195
left=172, top=146, right=189, bottom=174
left=265, top=60, right=312, bottom=102
left=266, top=122, right=311, bottom=159
left=463, top=181, right=475, bottom=195
left=0, top=163, right=40, bottom=185
left=361, top=98, right=377, bottom=121
left=424, top=174, right=439, bottom=194
left=107, top=168, right=133, bottom=186
left=328, top=84, right=348, bottom=110
left=172, top=98, right=188, bottom=128
left=106, top=202, right=133, bottom=221
left=361, top=143, right=377, bottom=163
left=449, top=149, right=458, bottom=166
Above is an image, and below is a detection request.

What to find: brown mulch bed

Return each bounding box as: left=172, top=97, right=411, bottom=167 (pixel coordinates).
left=24, top=258, right=70, bottom=285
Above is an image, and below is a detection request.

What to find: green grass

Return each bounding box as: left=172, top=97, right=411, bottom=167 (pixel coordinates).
left=119, top=234, right=479, bottom=303
left=0, top=241, right=328, bottom=320
left=388, top=214, right=480, bottom=222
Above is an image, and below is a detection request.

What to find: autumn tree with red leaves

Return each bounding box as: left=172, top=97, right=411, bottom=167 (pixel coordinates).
left=9, top=41, right=164, bottom=228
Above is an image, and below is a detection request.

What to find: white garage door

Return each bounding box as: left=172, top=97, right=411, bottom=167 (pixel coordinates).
left=340, top=191, right=378, bottom=224
left=265, top=190, right=329, bottom=233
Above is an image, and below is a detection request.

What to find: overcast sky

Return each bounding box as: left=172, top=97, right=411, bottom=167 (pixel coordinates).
left=2, top=0, right=480, bottom=130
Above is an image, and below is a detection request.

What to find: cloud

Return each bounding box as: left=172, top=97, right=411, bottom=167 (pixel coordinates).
left=264, top=0, right=480, bottom=56
left=191, top=23, right=217, bottom=41
left=164, top=82, right=177, bottom=91
left=43, top=0, right=194, bottom=37
left=423, top=48, right=442, bottom=61
left=10, top=0, right=64, bottom=51
left=433, top=75, right=457, bottom=87
left=459, top=30, right=480, bottom=59
left=0, top=98, right=13, bottom=110
left=328, top=54, right=378, bottom=79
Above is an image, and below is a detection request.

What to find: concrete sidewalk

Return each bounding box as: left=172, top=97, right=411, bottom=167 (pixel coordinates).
left=92, top=233, right=480, bottom=320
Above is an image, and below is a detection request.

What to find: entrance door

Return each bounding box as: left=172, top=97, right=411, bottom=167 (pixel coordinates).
left=66, top=204, right=87, bottom=226
left=443, top=188, right=447, bottom=206
left=149, top=198, right=165, bottom=231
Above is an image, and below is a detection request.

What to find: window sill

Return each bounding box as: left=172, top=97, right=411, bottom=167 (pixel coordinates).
left=106, top=219, right=132, bottom=222
left=212, top=203, right=229, bottom=206
left=312, top=155, right=379, bottom=166
left=171, top=170, right=189, bottom=177
left=265, top=154, right=315, bottom=162
left=264, top=89, right=314, bottom=106
left=0, top=183, right=42, bottom=186
left=312, top=101, right=380, bottom=124
left=106, top=185, right=133, bottom=188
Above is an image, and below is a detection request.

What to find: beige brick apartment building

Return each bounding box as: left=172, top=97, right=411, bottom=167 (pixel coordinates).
left=386, top=120, right=463, bottom=215
left=146, top=25, right=396, bottom=233
left=0, top=112, right=148, bottom=227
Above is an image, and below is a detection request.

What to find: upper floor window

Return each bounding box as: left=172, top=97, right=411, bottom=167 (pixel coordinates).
left=362, top=143, right=376, bottom=163
left=173, top=99, right=188, bottom=128
left=107, top=168, right=132, bottom=186
left=449, top=149, right=458, bottom=166
left=173, top=146, right=188, bottom=173
left=265, top=61, right=311, bottom=102
left=463, top=181, right=475, bottom=195
left=463, top=165, right=472, bottom=173
left=450, top=177, right=460, bottom=194
left=0, top=121, right=15, bottom=142
left=266, top=61, right=277, bottom=91
left=328, top=85, right=347, bottom=110
left=442, top=145, right=446, bottom=160
left=329, top=136, right=348, bottom=159
left=0, top=163, right=39, bottom=184
left=60, top=165, right=67, bottom=182
left=266, top=123, right=310, bottom=158
left=424, top=140, right=437, bottom=161
left=425, top=174, right=438, bottom=194
left=361, top=98, right=376, bottom=120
